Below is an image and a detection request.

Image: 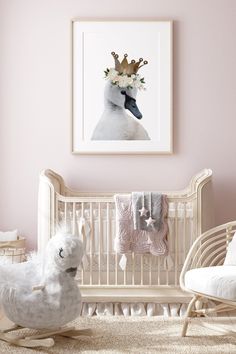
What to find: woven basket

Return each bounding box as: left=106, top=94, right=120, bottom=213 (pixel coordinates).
left=0, top=236, right=26, bottom=263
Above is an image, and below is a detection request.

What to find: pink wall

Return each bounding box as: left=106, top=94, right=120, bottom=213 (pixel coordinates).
left=0, top=0, right=236, bottom=250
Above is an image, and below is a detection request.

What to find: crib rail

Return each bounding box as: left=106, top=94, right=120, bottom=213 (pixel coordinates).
left=55, top=195, right=198, bottom=290
left=38, top=168, right=213, bottom=302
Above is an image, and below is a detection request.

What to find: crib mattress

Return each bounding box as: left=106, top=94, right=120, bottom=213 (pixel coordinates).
left=185, top=266, right=236, bottom=301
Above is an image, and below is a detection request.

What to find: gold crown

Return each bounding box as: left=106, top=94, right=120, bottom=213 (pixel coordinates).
left=111, top=52, right=148, bottom=75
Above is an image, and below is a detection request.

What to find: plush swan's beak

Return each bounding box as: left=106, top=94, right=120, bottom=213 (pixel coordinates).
left=121, top=91, right=142, bottom=119
left=66, top=267, right=77, bottom=277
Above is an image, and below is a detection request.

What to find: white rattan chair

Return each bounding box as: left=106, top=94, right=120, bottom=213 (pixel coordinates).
left=180, top=221, right=236, bottom=337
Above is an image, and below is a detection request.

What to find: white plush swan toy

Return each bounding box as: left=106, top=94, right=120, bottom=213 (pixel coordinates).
left=0, top=230, right=86, bottom=348
left=91, top=52, right=150, bottom=141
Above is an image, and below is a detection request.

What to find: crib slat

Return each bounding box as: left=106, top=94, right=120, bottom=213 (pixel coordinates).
left=140, top=255, right=144, bottom=285
left=64, top=202, right=67, bottom=225
left=166, top=229, right=170, bottom=286
left=81, top=202, right=84, bottom=285
left=192, top=198, right=197, bottom=245
left=98, top=203, right=101, bottom=285
left=55, top=198, right=59, bottom=233
left=89, top=202, right=93, bottom=285
left=72, top=202, right=76, bottom=234
left=132, top=252, right=135, bottom=285
left=183, top=203, right=187, bottom=264
left=174, top=202, right=178, bottom=286
left=157, top=257, right=160, bottom=285
left=124, top=262, right=127, bottom=285
left=106, top=203, right=110, bottom=285
left=149, top=255, right=152, bottom=285
left=115, top=252, right=118, bottom=285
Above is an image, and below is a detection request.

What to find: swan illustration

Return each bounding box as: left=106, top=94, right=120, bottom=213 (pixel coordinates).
left=91, top=52, right=150, bottom=141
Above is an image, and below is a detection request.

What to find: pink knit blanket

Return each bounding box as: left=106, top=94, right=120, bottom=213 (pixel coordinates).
left=114, top=194, right=168, bottom=256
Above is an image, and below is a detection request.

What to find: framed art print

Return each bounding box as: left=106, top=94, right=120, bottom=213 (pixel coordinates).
left=72, top=20, right=173, bottom=154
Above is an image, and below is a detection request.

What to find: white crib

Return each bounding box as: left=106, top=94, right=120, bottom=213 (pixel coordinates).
left=38, top=169, right=213, bottom=306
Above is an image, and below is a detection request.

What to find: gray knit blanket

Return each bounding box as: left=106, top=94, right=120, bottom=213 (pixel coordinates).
left=132, top=192, right=165, bottom=231
left=114, top=194, right=169, bottom=257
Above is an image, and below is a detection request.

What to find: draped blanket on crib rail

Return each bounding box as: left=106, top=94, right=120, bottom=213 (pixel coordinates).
left=114, top=194, right=169, bottom=259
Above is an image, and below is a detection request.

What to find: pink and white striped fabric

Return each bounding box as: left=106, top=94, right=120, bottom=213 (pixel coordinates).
left=114, top=194, right=168, bottom=256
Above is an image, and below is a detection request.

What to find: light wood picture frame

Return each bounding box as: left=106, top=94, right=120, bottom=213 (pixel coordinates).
left=72, top=20, right=173, bottom=154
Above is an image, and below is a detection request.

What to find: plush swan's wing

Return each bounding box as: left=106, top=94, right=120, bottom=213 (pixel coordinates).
left=0, top=257, right=42, bottom=297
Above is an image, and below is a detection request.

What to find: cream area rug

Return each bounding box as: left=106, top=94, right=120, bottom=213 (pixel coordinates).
left=0, top=316, right=236, bottom=354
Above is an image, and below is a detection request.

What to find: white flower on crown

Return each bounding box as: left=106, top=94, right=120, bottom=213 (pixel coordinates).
left=132, top=75, right=145, bottom=90
left=106, top=68, right=119, bottom=81
left=117, top=75, right=134, bottom=88
left=104, top=68, right=146, bottom=90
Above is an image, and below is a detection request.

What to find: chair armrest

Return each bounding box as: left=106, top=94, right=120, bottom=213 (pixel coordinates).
left=180, top=221, right=236, bottom=291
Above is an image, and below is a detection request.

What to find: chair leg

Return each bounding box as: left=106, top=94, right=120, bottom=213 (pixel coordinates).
left=181, top=295, right=199, bottom=337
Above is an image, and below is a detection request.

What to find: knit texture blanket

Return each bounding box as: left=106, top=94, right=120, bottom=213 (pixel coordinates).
left=132, top=192, right=164, bottom=231
left=114, top=194, right=168, bottom=256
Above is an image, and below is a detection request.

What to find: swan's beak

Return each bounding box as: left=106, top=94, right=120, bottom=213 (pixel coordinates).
left=66, top=267, right=77, bottom=277
left=121, top=91, right=143, bottom=119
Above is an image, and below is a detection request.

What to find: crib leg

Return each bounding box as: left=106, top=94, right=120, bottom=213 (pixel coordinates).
left=181, top=295, right=199, bottom=337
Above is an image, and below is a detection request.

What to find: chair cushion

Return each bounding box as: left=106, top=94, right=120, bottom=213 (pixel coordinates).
left=185, top=266, right=236, bottom=301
